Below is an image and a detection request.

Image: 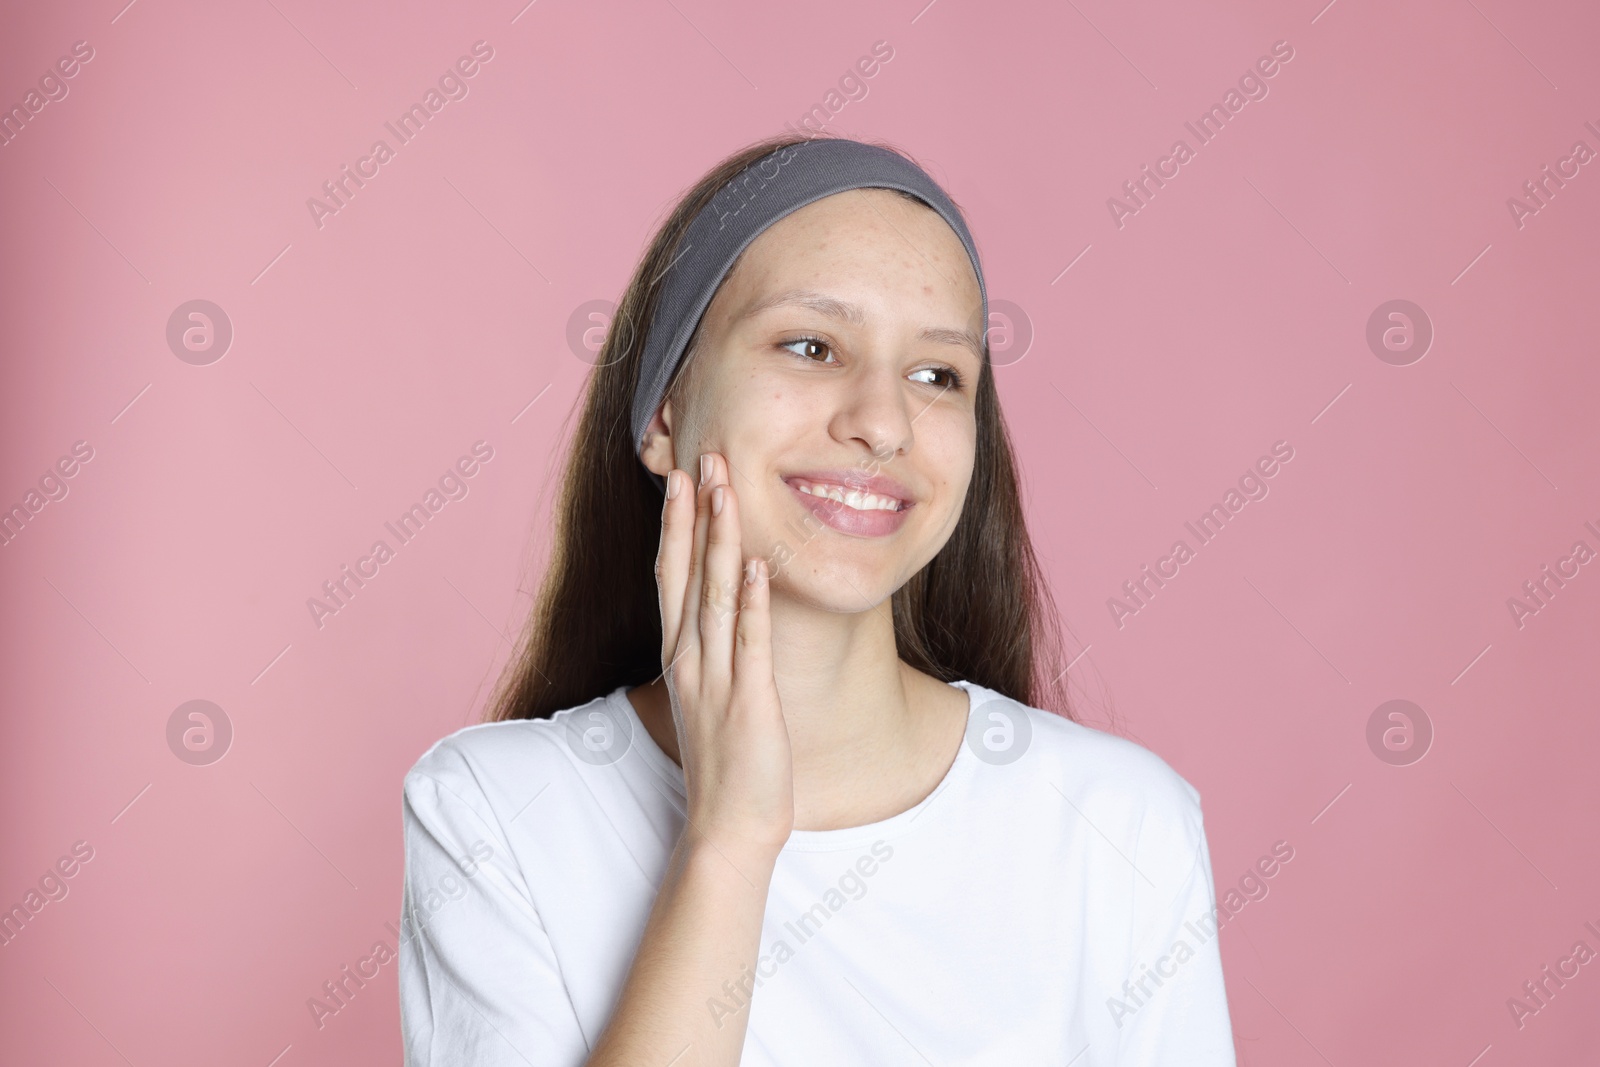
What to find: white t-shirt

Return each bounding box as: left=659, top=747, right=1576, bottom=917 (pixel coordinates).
left=398, top=680, right=1236, bottom=1066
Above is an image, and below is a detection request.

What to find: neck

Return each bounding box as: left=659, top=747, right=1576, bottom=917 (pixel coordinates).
left=764, top=590, right=915, bottom=787
left=628, top=588, right=969, bottom=831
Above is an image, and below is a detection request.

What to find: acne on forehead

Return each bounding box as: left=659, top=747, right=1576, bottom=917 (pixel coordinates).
left=705, top=191, right=980, bottom=340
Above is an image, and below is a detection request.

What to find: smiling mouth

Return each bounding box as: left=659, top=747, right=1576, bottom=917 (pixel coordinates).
left=785, top=478, right=909, bottom=513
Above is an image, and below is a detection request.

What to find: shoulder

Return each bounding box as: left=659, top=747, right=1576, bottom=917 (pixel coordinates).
left=403, top=689, right=632, bottom=821
left=958, top=681, right=1206, bottom=850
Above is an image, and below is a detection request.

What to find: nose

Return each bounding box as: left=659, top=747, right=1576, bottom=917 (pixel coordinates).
left=827, top=360, right=914, bottom=462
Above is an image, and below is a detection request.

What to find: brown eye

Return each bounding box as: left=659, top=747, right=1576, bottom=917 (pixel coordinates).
left=781, top=337, right=837, bottom=364
left=909, top=366, right=965, bottom=390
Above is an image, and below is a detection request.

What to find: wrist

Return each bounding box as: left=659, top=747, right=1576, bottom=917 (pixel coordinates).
left=675, top=828, right=782, bottom=889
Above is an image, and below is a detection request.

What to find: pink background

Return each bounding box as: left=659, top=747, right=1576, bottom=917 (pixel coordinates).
left=3, top=0, right=1598, bottom=1063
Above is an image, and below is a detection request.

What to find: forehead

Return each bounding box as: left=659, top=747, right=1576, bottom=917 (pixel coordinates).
left=718, top=187, right=981, bottom=312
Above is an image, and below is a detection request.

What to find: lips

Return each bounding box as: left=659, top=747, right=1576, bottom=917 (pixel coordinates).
left=781, top=469, right=915, bottom=538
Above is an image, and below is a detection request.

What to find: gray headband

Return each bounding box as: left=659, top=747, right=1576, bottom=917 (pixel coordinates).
left=628, top=137, right=989, bottom=485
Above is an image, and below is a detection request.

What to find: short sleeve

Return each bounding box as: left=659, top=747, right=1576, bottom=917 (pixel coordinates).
left=400, top=768, right=588, bottom=1066
left=1113, top=792, right=1236, bottom=1065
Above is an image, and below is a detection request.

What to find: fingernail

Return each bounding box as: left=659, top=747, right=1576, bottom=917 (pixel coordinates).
left=712, top=485, right=725, bottom=516
left=699, top=454, right=712, bottom=486
left=744, top=560, right=757, bottom=585
left=665, top=470, right=680, bottom=499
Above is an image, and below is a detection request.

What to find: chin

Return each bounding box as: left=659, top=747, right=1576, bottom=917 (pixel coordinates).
left=778, top=573, right=903, bottom=616
left=762, top=541, right=915, bottom=615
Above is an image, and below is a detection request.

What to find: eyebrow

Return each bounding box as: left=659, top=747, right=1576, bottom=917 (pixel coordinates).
left=743, top=288, right=984, bottom=363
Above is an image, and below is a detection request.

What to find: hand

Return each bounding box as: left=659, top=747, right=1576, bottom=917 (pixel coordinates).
left=655, top=453, right=794, bottom=865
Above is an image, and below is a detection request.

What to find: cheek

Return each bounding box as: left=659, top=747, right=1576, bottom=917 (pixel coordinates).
left=920, top=410, right=977, bottom=501
left=711, top=375, right=805, bottom=457
left=682, top=380, right=797, bottom=529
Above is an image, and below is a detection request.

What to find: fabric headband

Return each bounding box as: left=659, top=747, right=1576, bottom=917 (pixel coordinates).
left=628, top=137, right=989, bottom=487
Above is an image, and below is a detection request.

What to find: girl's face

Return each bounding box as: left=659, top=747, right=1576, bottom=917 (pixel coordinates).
left=640, top=187, right=985, bottom=614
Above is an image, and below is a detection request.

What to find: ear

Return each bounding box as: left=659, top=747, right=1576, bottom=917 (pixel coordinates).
left=639, top=397, right=678, bottom=478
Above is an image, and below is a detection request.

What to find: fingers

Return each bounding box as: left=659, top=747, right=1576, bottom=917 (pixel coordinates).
left=655, top=468, right=693, bottom=669
left=657, top=452, right=753, bottom=694
left=698, top=456, right=744, bottom=679
left=676, top=454, right=715, bottom=677
left=732, top=558, right=772, bottom=693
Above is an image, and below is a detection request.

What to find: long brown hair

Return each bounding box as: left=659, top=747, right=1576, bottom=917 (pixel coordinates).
left=486, top=133, right=1075, bottom=723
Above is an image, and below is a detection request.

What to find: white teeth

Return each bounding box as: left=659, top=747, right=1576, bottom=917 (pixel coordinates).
left=793, top=481, right=901, bottom=512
